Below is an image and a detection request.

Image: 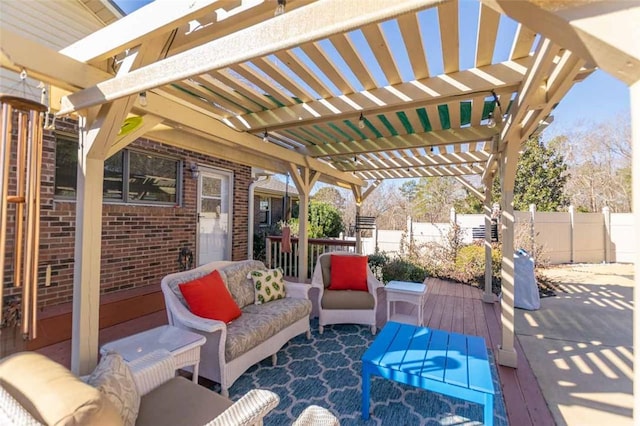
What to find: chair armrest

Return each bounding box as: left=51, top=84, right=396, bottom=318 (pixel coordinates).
left=293, top=405, right=339, bottom=426
left=366, top=271, right=384, bottom=294
left=284, top=281, right=311, bottom=299
left=127, top=350, right=176, bottom=395
left=205, top=389, right=279, bottom=426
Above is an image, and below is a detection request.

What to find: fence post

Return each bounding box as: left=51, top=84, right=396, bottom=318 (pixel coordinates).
left=569, top=205, right=575, bottom=263
left=603, top=206, right=611, bottom=263
left=529, top=204, right=536, bottom=259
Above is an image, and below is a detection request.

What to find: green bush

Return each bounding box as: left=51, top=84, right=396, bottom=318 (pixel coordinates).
left=382, top=259, right=427, bottom=284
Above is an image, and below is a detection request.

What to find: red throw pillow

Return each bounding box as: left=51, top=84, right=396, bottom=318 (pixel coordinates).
left=329, top=255, right=368, bottom=291
left=179, top=270, right=241, bottom=323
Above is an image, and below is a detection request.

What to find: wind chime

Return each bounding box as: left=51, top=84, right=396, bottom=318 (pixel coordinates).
left=0, top=87, right=47, bottom=341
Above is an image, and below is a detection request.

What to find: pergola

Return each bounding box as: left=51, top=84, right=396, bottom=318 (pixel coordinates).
left=1, top=0, right=639, bottom=407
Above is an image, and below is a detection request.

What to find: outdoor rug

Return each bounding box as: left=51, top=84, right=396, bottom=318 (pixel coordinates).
left=215, top=320, right=508, bottom=425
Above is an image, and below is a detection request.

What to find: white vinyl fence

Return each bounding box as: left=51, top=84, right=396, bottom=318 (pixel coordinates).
left=360, top=206, right=635, bottom=265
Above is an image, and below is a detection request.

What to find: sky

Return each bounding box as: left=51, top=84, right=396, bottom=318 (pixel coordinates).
left=112, top=0, right=630, bottom=143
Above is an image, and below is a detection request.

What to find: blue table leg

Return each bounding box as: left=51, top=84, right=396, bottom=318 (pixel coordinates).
left=484, top=393, right=494, bottom=426
left=362, top=364, right=371, bottom=419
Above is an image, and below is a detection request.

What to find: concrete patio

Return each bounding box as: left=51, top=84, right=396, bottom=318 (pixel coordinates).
left=516, top=263, right=634, bottom=426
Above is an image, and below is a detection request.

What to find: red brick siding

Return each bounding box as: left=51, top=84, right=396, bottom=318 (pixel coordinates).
left=2, top=116, right=251, bottom=309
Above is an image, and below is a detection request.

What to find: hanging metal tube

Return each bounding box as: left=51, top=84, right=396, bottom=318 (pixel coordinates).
left=13, top=112, right=28, bottom=288
left=30, top=109, right=44, bottom=340
left=0, top=94, right=46, bottom=341
left=0, top=101, right=14, bottom=326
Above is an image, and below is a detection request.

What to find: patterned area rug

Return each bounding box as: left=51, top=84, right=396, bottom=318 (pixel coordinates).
left=218, top=321, right=508, bottom=425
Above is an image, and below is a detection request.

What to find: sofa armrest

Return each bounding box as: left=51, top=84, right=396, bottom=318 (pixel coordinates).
left=165, top=293, right=226, bottom=334
left=205, top=389, right=279, bottom=426
left=127, top=350, right=176, bottom=396
left=284, top=281, right=311, bottom=299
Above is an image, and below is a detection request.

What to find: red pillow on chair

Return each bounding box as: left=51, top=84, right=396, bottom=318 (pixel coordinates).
left=179, top=270, right=241, bottom=323
left=329, top=255, right=368, bottom=292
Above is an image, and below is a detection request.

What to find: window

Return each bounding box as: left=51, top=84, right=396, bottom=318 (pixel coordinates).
left=259, top=197, right=270, bottom=225
left=54, top=134, right=181, bottom=205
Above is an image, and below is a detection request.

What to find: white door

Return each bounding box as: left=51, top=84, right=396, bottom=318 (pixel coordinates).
left=197, top=168, right=233, bottom=265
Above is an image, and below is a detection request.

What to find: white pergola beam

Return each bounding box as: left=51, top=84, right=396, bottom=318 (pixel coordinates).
left=60, top=0, right=227, bottom=63
left=140, top=92, right=364, bottom=187
left=59, top=0, right=447, bottom=114
left=0, top=29, right=112, bottom=92
left=486, top=0, right=640, bottom=85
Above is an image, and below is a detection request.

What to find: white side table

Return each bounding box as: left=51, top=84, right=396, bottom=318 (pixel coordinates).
left=385, top=280, right=428, bottom=326
left=101, top=325, right=206, bottom=383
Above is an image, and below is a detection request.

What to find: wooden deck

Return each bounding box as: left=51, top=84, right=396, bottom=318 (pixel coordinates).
left=421, top=278, right=555, bottom=426
left=36, top=278, right=553, bottom=425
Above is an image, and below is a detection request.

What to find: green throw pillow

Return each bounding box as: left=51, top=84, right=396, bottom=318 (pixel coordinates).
left=250, top=268, right=286, bottom=305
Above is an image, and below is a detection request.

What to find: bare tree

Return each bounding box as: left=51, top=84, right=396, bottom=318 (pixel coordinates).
left=556, top=115, right=631, bottom=212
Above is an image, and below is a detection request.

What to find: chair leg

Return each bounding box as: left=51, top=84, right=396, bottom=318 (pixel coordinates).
left=371, top=325, right=377, bottom=335
left=319, top=325, right=324, bottom=335
left=271, top=353, right=277, bottom=366
left=306, top=329, right=311, bottom=339
left=221, top=387, right=229, bottom=397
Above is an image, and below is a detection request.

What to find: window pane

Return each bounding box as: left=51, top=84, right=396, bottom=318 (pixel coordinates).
left=103, top=152, right=123, bottom=200
left=128, top=151, right=177, bottom=203
left=54, top=136, right=78, bottom=198
left=201, top=198, right=221, bottom=215
left=202, top=176, right=221, bottom=197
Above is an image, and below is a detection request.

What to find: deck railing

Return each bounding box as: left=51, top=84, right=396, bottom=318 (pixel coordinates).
left=265, top=236, right=356, bottom=278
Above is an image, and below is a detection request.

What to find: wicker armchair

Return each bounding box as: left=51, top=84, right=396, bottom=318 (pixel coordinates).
left=0, top=350, right=279, bottom=426
left=311, top=252, right=383, bottom=334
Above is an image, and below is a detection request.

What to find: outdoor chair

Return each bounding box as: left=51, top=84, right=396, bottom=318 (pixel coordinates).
left=0, top=350, right=279, bottom=426
left=311, top=252, right=383, bottom=334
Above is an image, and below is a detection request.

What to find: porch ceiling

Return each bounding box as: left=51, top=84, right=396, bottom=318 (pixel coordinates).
left=12, top=0, right=602, bottom=186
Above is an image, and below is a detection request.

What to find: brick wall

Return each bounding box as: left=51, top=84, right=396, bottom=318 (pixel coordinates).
left=2, top=116, right=251, bottom=309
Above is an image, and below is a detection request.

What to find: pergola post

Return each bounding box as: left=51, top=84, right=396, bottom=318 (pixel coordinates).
left=70, top=40, right=167, bottom=375
left=288, top=164, right=319, bottom=281
left=71, top=117, right=107, bottom=375
left=497, top=142, right=518, bottom=368
left=629, top=80, right=639, bottom=423
left=482, top=177, right=495, bottom=303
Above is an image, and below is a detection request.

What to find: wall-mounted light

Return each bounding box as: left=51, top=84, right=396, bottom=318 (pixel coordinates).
left=358, top=112, right=366, bottom=129
left=138, top=92, right=148, bottom=107
left=189, top=162, right=199, bottom=179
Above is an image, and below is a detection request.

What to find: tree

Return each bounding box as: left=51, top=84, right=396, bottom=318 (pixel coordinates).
left=512, top=135, right=569, bottom=211
left=556, top=116, right=631, bottom=212
left=411, top=177, right=466, bottom=222
left=312, top=186, right=346, bottom=210
left=289, top=200, right=344, bottom=238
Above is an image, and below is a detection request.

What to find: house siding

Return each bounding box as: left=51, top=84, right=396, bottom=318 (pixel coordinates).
left=0, top=0, right=107, bottom=104
left=2, top=116, right=251, bottom=309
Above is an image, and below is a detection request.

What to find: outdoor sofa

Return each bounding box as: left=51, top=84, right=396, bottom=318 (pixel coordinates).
left=161, top=259, right=312, bottom=396
left=0, top=350, right=279, bottom=425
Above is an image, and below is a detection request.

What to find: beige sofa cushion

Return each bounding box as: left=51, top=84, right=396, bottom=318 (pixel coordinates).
left=218, top=260, right=266, bottom=308
left=136, top=377, right=232, bottom=426
left=0, top=352, right=122, bottom=426
left=321, top=289, right=375, bottom=310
